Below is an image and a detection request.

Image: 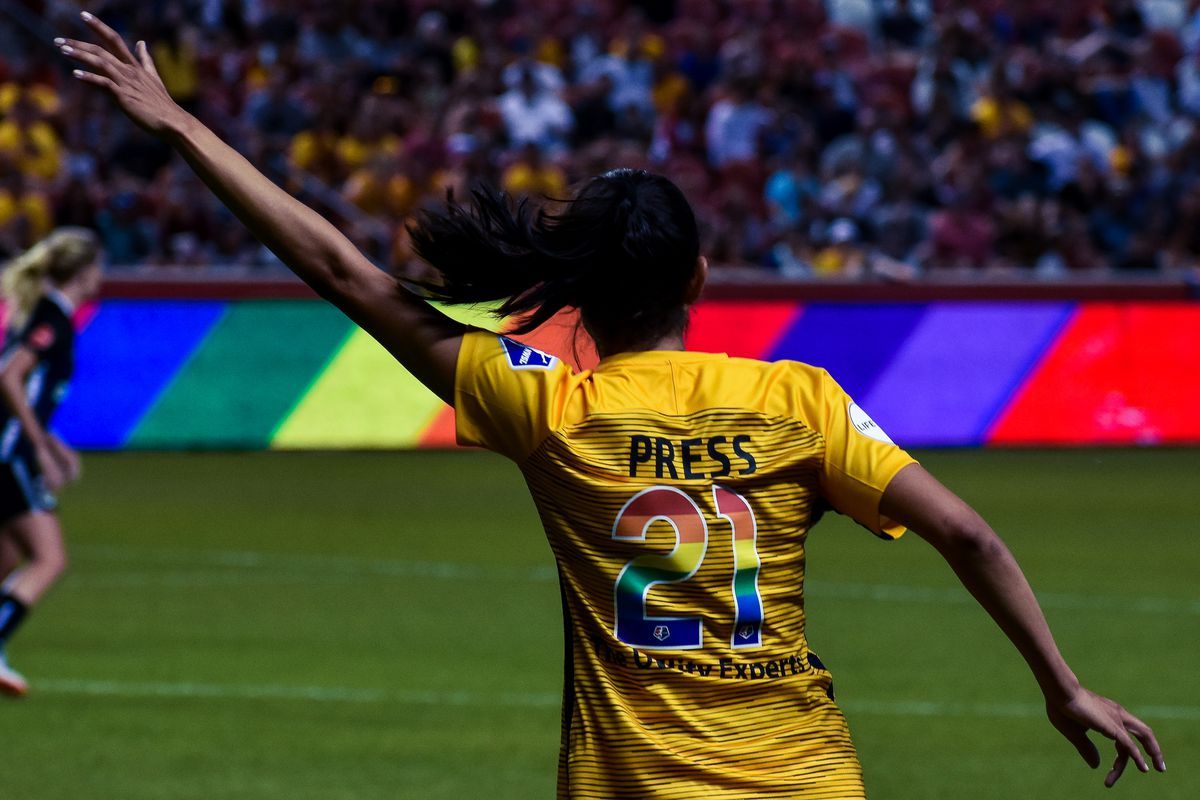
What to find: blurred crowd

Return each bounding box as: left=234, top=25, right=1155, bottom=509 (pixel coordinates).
left=3, top=0, right=1200, bottom=278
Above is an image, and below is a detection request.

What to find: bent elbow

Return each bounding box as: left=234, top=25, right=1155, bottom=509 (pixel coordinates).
left=940, top=513, right=1004, bottom=559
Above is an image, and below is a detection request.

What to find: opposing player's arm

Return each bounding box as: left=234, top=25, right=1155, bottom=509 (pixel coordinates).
left=0, top=347, right=66, bottom=489
left=880, top=463, right=1166, bottom=787
left=58, top=13, right=462, bottom=404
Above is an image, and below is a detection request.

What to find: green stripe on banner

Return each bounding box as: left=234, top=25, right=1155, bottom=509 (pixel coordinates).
left=271, top=302, right=499, bottom=449
left=129, top=302, right=353, bottom=448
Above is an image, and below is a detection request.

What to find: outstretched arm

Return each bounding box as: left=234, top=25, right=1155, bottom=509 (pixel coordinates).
left=59, top=12, right=463, bottom=404
left=880, top=463, right=1166, bottom=788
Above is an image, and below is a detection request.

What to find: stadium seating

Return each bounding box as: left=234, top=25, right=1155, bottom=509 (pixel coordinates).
left=0, top=0, right=1198, bottom=281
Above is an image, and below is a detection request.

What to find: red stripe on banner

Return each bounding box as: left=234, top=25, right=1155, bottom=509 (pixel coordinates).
left=685, top=301, right=801, bottom=359
left=988, top=303, right=1200, bottom=444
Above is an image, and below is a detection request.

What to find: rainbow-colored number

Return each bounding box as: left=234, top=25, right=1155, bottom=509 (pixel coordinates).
left=611, top=485, right=763, bottom=650
left=714, top=486, right=763, bottom=648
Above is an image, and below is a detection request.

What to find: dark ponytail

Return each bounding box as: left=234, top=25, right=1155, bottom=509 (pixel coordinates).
left=408, top=169, right=700, bottom=351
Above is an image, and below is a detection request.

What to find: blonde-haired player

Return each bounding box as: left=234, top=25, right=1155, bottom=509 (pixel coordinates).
left=61, top=13, right=1165, bottom=795
left=0, top=227, right=102, bottom=696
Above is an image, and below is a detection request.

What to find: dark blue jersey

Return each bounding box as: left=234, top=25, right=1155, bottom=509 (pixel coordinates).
left=0, top=293, right=75, bottom=462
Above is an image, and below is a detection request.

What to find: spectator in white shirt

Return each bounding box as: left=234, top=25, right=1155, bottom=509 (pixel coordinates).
left=498, top=67, right=574, bottom=154
left=704, top=80, right=772, bottom=167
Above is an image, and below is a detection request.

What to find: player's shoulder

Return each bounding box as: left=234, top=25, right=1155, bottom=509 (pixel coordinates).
left=460, top=330, right=565, bottom=374
left=493, top=334, right=562, bottom=372
left=17, top=297, right=70, bottom=352
left=721, top=354, right=832, bottom=391
left=687, top=354, right=833, bottom=420
left=31, top=295, right=71, bottom=328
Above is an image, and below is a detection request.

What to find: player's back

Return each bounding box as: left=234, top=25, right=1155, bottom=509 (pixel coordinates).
left=455, top=331, right=914, bottom=799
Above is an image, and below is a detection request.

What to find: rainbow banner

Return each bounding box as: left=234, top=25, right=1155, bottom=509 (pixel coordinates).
left=55, top=299, right=1200, bottom=449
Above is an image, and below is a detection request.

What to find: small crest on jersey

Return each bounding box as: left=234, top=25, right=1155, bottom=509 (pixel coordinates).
left=737, top=624, right=757, bottom=641
left=652, top=625, right=670, bottom=642
left=849, top=402, right=895, bottom=444
left=499, top=336, right=557, bottom=370
left=28, top=324, right=55, bottom=351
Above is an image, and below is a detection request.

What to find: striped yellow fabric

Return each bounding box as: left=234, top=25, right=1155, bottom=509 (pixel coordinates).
left=455, top=332, right=916, bottom=799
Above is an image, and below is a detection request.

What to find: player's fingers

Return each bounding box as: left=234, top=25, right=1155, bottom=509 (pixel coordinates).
left=1123, top=713, right=1166, bottom=772
left=58, top=42, right=114, bottom=75
left=1104, top=749, right=1129, bottom=788
left=80, top=11, right=137, bottom=64
left=135, top=39, right=161, bottom=78
left=1117, top=729, right=1149, bottom=774
left=54, top=37, right=108, bottom=58
left=1064, top=726, right=1101, bottom=768
left=1049, top=706, right=1101, bottom=768
left=56, top=38, right=115, bottom=66
left=70, top=68, right=115, bottom=91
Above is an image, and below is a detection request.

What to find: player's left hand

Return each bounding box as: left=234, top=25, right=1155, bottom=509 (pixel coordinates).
left=56, top=11, right=189, bottom=136
left=49, top=436, right=82, bottom=483
left=1046, top=686, right=1165, bottom=787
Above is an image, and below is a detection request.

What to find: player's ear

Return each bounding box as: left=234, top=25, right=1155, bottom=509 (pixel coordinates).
left=685, top=256, right=708, bottom=305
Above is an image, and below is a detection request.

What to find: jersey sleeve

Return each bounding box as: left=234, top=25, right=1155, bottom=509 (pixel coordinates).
left=816, top=370, right=917, bottom=540
left=454, top=329, right=573, bottom=462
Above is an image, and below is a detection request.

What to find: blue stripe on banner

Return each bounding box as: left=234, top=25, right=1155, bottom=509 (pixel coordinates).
left=54, top=300, right=226, bottom=448
left=766, top=304, right=928, bottom=400
left=861, top=303, right=1075, bottom=446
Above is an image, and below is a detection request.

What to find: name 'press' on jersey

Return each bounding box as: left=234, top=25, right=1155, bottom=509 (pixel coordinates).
left=455, top=331, right=916, bottom=800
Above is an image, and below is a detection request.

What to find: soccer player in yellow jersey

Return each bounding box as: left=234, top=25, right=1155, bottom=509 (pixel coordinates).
left=62, top=14, right=1166, bottom=798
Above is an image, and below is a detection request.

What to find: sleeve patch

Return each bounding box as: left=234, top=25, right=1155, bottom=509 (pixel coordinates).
left=849, top=402, right=895, bottom=444
left=499, top=336, right=558, bottom=371
left=28, top=323, right=56, bottom=351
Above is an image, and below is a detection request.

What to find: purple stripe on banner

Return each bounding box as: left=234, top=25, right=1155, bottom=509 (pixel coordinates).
left=54, top=300, right=226, bottom=448
left=861, top=303, right=1074, bottom=446
left=767, top=304, right=927, bottom=399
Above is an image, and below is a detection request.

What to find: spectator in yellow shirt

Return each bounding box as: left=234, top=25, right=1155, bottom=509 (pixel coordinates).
left=813, top=218, right=867, bottom=277
left=971, top=72, right=1033, bottom=139
left=289, top=111, right=344, bottom=184
left=0, top=166, right=53, bottom=254
left=0, top=97, right=63, bottom=180
left=0, top=77, right=59, bottom=118
left=337, top=98, right=403, bottom=175
left=501, top=144, right=567, bottom=198
left=151, top=24, right=200, bottom=107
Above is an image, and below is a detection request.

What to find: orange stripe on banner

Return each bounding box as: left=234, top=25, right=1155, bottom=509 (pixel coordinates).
left=418, top=405, right=459, bottom=448
left=512, top=309, right=599, bottom=372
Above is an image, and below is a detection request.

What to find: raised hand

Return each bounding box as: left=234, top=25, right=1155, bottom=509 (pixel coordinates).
left=1047, top=686, right=1165, bottom=787
left=57, top=12, right=187, bottom=136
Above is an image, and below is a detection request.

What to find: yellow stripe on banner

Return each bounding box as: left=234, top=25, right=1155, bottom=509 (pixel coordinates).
left=432, top=301, right=501, bottom=329
left=271, top=303, right=500, bottom=449
left=271, top=328, right=444, bottom=449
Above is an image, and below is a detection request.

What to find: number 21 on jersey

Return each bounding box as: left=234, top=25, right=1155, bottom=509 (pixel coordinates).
left=612, top=485, right=763, bottom=650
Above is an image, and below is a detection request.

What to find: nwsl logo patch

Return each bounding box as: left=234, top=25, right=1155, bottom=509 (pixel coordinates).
left=499, top=337, right=557, bottom=370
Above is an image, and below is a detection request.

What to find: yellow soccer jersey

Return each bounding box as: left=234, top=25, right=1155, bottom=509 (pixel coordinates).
left=455, top=330, right=917, bottom=800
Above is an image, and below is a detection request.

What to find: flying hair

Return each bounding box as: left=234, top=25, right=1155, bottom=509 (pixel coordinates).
left=408, top=169, right=700, bottom=352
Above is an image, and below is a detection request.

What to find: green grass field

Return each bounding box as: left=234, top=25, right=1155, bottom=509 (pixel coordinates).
left=1, top=449, right=1196, bottom=799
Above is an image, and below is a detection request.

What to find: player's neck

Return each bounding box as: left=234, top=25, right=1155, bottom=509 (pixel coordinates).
left=598, top=332, right=687, bottom=360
